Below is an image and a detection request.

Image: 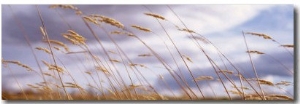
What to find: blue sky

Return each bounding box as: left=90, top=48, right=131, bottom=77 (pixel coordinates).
left=1, top=5, right=294, bottom=98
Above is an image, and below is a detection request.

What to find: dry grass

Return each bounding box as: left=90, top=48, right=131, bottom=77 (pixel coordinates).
left=2, top=5, right=294, bottom=101
left=2, top=60, right=33, bottom=71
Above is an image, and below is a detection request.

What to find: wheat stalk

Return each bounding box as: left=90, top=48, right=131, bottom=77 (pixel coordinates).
left=245, top=32, right=273, bottom=40
left=267, top=94, right=293, bottom=100
left=246, top=50, right=264, bottom=54
left=91, top=15, right=124, bottom=29
left=195, top=76, right=214, bottom=81
left=41, top=60, right=64, bottom=73
left=49, top=5, right=82, bottom=15
left=44, top=39, right=69, bottom=52
left=275, top=81, right=292, bottom=86
left=83, top=16, right=98, bottom=25
left=144, top=13, right=165, bottom=20
left=178, top=28, right=195, bottom=33
left=131, top=25, right=151, bottom=32
left=217, top=70, right=234, bottom=74
left=138, top=53, right=152, bottom=57
left=36, top=47, right=51, bottom=54
left=280, top=44, right=293, bottom=48
left=2, top=60, right=33, bottom=71
left=62, top=30, right=86, bottom=45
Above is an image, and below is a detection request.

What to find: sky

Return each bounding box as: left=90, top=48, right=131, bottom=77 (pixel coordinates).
left=1, top=5, right=294, bottom=98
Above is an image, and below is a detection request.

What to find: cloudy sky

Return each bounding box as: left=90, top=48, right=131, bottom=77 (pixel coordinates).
left=1, top=5, right=294, bottom=98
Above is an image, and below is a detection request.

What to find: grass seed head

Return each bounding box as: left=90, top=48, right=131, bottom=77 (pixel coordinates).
left=62, top=30, right=86, bottom=45
left=98, top=15, right=124, bottom=29
left=49, top=5, right=82, bottom=15
left=245, top=32, right=273, bottom=40
left=257, top=79, right=274, bottom=86
left=275, top=81, right=292, bottom=86
left=2, top=60, right=33, bottom=71
left=188, top=35, right=209, bottom=44
left=109, top=59, right=120, bottom=63
left=246, top=50, right=264, bottom=54
left=178, top=28, right=195, bottom=33
left=182, top=55, right=193, bottom=63
left=144, top=13, right=166, bottom=20
left=44, top=40, right=69, bottom=52
left=131, top=25, right=151, bottom=32
left=83, top=16, right=98, bottom=25
left=41, top=60, right=64, bottom=73
left=35, top=47, right=51, bottom=54
left=195, top=76, right=213, bottom=81
left=281, top=44, right=294, bottom=48
left=267, top=94, right=293, bottom=100
left=218, top=70, right=234, bottom=74
left=138, top=53, right=152, bottom=57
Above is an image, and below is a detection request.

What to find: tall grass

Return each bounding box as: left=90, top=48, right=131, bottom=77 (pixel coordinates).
left=2, top=5, right=294, bottom=100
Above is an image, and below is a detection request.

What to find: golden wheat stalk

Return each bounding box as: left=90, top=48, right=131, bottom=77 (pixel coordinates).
left=182, top=55, right=193, bottom=63
left=125, top=32, right=135, bottom=37
left=62, top=30, right=86, bottom=45
left=97, top=15, right=124, bottom=29
left=35, top=47, right=51, bottom=54
left=129, top=63, right=138, bottom=66
left=110, top=31, right=122, bottom=34
left=68, top=30, right=86, bottom=43
left=275, top=81, right=292, bottom=86
left=217, top=70, right=234, bottom=74
left=2, top=60, right=33, bottom=71
left=64, top=82, right=84, bottom=89
left=53, top=46, right=60, bottom=51
left=129, top=63, right=147, bottom=68
left=41, top=60, right=64, bottom=73
left=49, top=5, right=82, bottom=15
left=109, top=59, right=121, bottom=63
left=131, top=25, right=151, bottom=32
left=247, top=78, right=274, bottom=86
left=195, top=76, right=214, bottom=81
left=280, top=44, right=294, bottom=48
left=144, top=13, right=165, bottom=20
left=258, top=79, right=274, bottom=86
left=245, top=32, right=273, bottom=40
left=95, top=66, right=109, bottom=73
left=44, top=39, right=69, bottom=52
left=267, top=94, right=293, bottom=100
left=178, top=28, right=195, bottom=33
left=85, top=71, right=92, bottom=75
left=63, top=34, right=80, bottom=45
left=83, top=16, right=98, bottom=25
left=138, top=53, right=152, bottom=57
left=110, top=30, right=135, bottom=37
left=246, top=50, right=264, bottom=54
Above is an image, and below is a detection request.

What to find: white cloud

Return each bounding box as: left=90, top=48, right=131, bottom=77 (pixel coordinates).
left=164, top=5, right=274, bottom=34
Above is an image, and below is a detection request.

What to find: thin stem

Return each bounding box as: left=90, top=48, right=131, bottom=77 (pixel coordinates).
left=242, top=31, right=266, bottom=100
left=9, top=5, right=52, bottom=99
left=36, top=5, right=70, bottom=100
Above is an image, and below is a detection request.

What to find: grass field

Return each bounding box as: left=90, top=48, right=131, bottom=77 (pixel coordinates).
left=1, top=5, right=294, bottom=100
